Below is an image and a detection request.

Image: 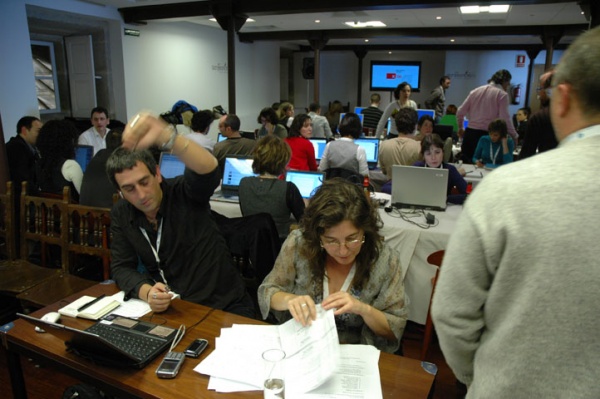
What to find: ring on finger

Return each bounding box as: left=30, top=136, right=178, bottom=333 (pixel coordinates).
left=153, top=293, right=157, bottom=299
left=301, top=303, right=307, bottom=307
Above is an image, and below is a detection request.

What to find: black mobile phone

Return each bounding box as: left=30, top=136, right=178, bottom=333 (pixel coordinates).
left=156, top=351, right=185, bottom=379
left=184, top=338, right=208, bottom=358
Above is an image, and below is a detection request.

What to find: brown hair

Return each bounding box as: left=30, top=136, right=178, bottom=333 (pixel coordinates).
left=251, top=135, right=291, bottom=175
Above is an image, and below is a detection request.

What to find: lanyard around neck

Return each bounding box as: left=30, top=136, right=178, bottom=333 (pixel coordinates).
left=323, top=264, right=356, bottom=298
left=489, top=141, right=501, bottom=164
left=140, top=219, right=170, bottom=287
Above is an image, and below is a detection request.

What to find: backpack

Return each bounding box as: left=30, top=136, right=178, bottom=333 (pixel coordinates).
left=159, top=100, right=198, bottom=125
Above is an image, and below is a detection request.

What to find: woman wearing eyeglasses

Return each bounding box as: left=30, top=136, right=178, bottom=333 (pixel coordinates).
left=257, top=178, right=407, bottom=353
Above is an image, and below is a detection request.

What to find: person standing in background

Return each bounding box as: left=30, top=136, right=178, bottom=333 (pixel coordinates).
left=375, top=82, right=417, bottom=139
left=457, top=69, right=518, bottom=163
left=361, top=93, right=384, bottom=132
left=432, top=26, right=600, bottom=398
left=425, top=76, right=451, bottom=123
left=78, top=106, right=111, bottom=155
left=308, top=102, right=333, bottom=139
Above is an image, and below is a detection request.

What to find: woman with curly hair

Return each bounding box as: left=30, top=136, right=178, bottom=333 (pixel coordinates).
left=257, top=107, right=287, bottom=139
left=258, top=179, right=407, bottom=353
left=35, top=119, right=83, bottom=201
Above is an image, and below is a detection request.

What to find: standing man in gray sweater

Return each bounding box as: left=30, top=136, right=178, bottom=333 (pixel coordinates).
left=432, top=26, right=600, bottom=398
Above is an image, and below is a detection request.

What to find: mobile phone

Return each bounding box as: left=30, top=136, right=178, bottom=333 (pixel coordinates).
left=184, top=338, right=208, bottom=358
left=156, top=351, right=185, bottom=379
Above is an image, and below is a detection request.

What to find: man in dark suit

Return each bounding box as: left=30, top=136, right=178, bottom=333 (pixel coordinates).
left=6, top=116, right=42, bottom=254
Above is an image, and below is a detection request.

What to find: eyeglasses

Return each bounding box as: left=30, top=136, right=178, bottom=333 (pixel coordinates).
left=320, top=236, right=365, bottom=251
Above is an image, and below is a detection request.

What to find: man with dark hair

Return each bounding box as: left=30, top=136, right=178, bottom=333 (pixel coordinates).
left=424, top=76, right=451, bottom=123
left=519, top=71, right=558, bottom=159
left=361, top=93, right=383, bottom=131
left=432, top=26, right=600, bottom=397
left=79, top=106, right=111, bottom=155
left=6, top=116, right=42, bottom=253
left=106, top=113, right=254, bottom=317
left=213, top=114, right=256, bottom=177
left=378, top=108, right=420, bottom=175
left=79, top=128, right=123, bottom=208
left=307, top=102, right=332, bottom=139
left=189, top=109, right=216, bottom=152
left=457, top=69, right=518, bottom=163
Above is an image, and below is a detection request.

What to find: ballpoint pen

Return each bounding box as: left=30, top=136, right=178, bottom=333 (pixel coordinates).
left=76, top=294, right=106, bottom=312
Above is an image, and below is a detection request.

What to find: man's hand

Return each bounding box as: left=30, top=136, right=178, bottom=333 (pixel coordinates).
left=146, top=282, right=174, bottom=313
left=122, top=113, right=171, bottom=151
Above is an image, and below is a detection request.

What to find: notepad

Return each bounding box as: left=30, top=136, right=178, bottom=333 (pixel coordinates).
left=59, top=294, right=121, bottom=320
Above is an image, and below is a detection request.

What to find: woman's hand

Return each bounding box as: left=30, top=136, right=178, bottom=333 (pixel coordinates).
left=287, top=295, right=317, bottom=327
left=321, top=291, right=366, bottom=316
left=475, top=160, right=484, bottom=168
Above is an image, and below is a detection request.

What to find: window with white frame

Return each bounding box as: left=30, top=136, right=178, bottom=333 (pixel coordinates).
left=31, top=41, right=61, bottom=113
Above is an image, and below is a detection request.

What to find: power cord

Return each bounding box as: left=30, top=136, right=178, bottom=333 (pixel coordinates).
left=384, top=206, right=439, bottom=229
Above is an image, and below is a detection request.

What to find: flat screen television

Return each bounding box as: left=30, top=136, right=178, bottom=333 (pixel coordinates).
left=370, top=61, right=421, bottom=92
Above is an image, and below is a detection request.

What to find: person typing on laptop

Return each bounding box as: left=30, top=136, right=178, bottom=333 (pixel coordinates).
left=106, top=113, right=254, bottom=317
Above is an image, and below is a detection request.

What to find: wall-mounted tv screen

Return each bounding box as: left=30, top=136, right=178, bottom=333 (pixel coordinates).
left=370, top=61, right=421, bottom=92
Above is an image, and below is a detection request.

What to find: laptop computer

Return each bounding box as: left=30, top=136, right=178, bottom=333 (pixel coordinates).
left=18, top=312, right=177, bottom=369
left=285, top=170, right=325, bottom=199
left=339, top=112, right=364, bottom=126
left=354, top=137, right=380, bottom=169
left=217, top=133, right=227, bottom=142
left=391, top=165, right=449, bottom=211
left=75, top=145, right=94, bottom=173
left=159, top=152, right=185, bottom=178
left=211, top=155, right=257, bottom=202
left=416, top=109, right=435, bottom=121
left=309, top=138, right=327, bottom=162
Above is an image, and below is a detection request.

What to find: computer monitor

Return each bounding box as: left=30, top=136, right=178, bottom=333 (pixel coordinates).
left=159, top=152, right=185, bottom=178
left=285, top=170, right=325, bottom=199
left=463, top=118, right=469, bottom=129
left=74, top=145, right=94, bottom=173
left=309, top=138, right=327, bottom=161
left=339, top=113, right=364, bottom=126
left=354, top=137, right=380, bottom=167
left=416, top=109, right=435, bottom=121
left=354, top=106, right=366, bottom=115
left=221, top=155, right=257, bottom=194
left=217, top=133, right=227, bottom=142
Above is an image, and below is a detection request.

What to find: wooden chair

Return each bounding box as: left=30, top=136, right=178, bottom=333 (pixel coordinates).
left=66, top=203, right=112, bottom=281
left=20, top=182, right=70, bottom=270
left=420, top=249, right=445, bottom=360
left=0, top=181, right=16, bottom=260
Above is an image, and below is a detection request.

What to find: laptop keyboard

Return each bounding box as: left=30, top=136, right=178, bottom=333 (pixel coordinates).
left=86, top=323, right=165, bottom=361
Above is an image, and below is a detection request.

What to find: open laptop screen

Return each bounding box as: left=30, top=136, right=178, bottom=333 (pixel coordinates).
left=159, top=152, right=185, bottom=179
left=217, top=133, right=227, bottom=142
left=222, top=156, right=257, bottom=193
left=285, top=170, right=325, bottom=199
left=339, top=113, right=364, bottom=126
left=354, top=138, right=380, bottom=165
left=416, top=109, right=435, bottom=121
left=75, top=145, right=94, bottom=173
left=309, top=138, right=327, bottom=161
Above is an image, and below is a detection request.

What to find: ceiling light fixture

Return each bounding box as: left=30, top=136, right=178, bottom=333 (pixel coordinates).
left=460, top=5, right=510, bottom=14
left=450, top=39, right=455, bottom=42
left=315, top=19, right=320, bottom=23
left=209, top=17, right=254, bottom=22
left=388, top=51, right=392, bottom=54
left=344, top=21, right=386, bottom=28
left=364, top=39, right=369, bottom=42
left=436, top=16, right=442, bottom=20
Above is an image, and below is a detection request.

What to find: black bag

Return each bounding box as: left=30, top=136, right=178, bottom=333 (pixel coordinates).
left=62, top=383, right=115, bottom=399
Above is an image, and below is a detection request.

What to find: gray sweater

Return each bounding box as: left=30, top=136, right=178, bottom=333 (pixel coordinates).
left=432, top=127, right=600, bottom=398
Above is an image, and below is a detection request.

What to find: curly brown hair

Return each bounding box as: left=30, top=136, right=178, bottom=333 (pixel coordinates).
left=251, top=135, right=291, bottom=175
left=299, top=178, right=383, bottom=291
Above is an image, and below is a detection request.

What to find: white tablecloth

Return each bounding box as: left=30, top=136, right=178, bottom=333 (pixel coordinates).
left=210, top=195, right=463, bottom=325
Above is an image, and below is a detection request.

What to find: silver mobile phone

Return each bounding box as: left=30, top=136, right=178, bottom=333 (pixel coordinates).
left=184, top=338, right=208, bottom=358
left=156, top=351, right=185, bottom=379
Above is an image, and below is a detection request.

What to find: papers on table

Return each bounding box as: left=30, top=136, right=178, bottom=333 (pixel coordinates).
left=195, top=306, right=383, bottom=398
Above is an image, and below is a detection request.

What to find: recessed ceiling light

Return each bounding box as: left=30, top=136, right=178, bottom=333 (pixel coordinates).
left=209, top=17, right=216, bottom=22
left=315, top=19, right=320, bottom=23
left=345, top=21, right=386, bottom=28
left=364, top=39, right=369, bottom=42
left=460, top=5, right=510, bottom=14
left=450, top=39, right=455, bottom=42
left=388, top=51, right=392, bottom=54
left=209, top=17, right=254, bottom=22
left=436, top=16, right=442, bottom=20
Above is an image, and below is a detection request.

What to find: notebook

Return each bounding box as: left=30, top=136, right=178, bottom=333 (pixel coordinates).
left=75, top=145, right=94, bottom=173
left=285, top=170, right=325, bottom=199
left=159, top=152, right=185, bottom=179
left=211, top=155, right=257, bottom=202
left=58, top=294, right=121, bottom=320
left=391, top=165, right=449, bottom=211
left=354, top=137, right=380, bottom=168
left=18, top=313, right=177, bottom=369
left=309, top=138, right=327, bottom=161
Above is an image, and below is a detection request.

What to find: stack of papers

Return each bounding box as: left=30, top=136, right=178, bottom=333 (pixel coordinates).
left=194, top=307, right=383, bottom=398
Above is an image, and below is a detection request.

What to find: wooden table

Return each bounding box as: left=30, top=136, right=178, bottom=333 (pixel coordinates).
left=3, top=283, right=435, bottom=398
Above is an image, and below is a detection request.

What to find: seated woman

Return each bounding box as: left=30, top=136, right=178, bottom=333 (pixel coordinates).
left=285, top=114, right=318, bottom=171
left=473, top=119, right=514, bottom=168
left=34, top=119, right=83, bottom=202
left=257, top=107, right=287, bottom=139
left=318, top=113, right=369, bottom=178
left=239, top=135, right=305, bottom=240
left=277, top=102, right=295, bottom=132
left=258, top=179, right=407, bottom=353
left=414, top=114, right=434, bottom=141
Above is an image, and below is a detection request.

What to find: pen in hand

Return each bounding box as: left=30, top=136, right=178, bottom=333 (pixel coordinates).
left=77, top=294, right=106, bottom=312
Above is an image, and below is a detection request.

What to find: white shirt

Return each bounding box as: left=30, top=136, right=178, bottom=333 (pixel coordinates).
left=78, top=126, right=109, bottom=155
left=187, top=132, right=216, bottom=153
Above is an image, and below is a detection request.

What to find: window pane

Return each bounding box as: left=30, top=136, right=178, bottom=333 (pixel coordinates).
left=31, top=42, right=59, bottom=112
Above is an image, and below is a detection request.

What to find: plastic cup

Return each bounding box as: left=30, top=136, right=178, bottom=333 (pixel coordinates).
left=262, top=349, right=285, bottom=399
